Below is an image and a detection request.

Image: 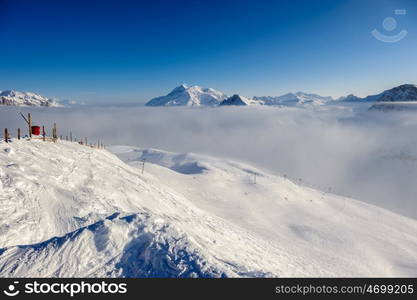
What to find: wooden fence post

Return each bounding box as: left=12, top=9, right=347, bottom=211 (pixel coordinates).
left=18, top=128, right=21, bottom=140
left=53, top=123, right=57, bottom=142
left=20, top=112, right=32, bottom=138
left=4, top=128, right=9, bottom=143
left=70, top=131, right=72, bottom=142
left=141, top=159, right=146, bottom=174
left=28, top=113, right=32, bottom=138
left=42, top=126, right=46, bottom=141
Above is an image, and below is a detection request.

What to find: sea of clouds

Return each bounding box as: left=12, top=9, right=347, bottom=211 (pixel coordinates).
left=1, top=104, right=417, bottom=219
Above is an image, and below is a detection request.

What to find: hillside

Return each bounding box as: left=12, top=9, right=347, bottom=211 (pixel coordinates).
left=369, top=85, right=417, bottom=111
left=339, top=84, right=417, bottom=104
left=0, top=140, right=417, bottom=277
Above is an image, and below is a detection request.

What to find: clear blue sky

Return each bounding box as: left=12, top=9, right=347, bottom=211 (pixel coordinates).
left=0, top=0, right=416, bottom=103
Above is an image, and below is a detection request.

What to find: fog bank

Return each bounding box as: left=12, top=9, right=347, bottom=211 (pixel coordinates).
left=1, top=104, right=416, bottom=219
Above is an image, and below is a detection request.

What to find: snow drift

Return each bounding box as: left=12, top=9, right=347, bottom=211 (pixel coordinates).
left=1, top=140, right=417, bottom=277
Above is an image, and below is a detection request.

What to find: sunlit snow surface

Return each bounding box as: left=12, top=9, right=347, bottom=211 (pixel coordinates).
left=0, top=140, right=416, bottom=277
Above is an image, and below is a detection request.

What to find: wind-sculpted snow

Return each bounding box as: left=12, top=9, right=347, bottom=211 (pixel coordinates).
left=111, top=146, right=417, bottom=277
left=1, top=140, right=417, bottom=277
left=0, top=140, right=293, bottom=277
left=0, top=212, right=232, bottom=277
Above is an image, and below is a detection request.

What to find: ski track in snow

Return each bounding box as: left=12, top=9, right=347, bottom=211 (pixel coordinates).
left=0, top=140, right=417, bottom=277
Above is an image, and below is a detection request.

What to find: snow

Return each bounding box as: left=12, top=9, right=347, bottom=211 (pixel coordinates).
left=1, top=139, right=416, bottom=277
left=338, top=84, right=417, bottom=106
left=145, top=85, right=336, bottom=107
left=0, top=90, right=60, bottom=107
left=368, top=85, right=417, bottom=111
left=145, top=85, right=227, bottom=107
left=254, top=92, right=334, bottom=106
left=145, top=83, right=417, bottom=109
left=337, top=94, right=367, bottom=102
left=376, top=84, right=417, bottom=102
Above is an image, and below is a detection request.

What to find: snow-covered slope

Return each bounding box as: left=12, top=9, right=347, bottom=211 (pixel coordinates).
left=145, top=85, right=227, bottom=107
left=0, top=140, right=284, bottom=277
left=1, top=140, right=417, bottom=277
left=0, top=90, right=60, bottom=107
left=254, top=92, right=333, bottom=106
left=374, top=84, right=417, bottom=102
left=219, top=94, right=262, bottom=106
left=364, top=85, right=417, bottom=111
left=109, top=147, right=417, bottom=277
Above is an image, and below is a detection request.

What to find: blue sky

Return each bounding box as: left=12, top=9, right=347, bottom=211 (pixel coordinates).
left=0, top=0, right=416, bottom=103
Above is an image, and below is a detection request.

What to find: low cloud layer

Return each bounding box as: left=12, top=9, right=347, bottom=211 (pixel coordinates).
left=1, top=104, right=417, bottom=219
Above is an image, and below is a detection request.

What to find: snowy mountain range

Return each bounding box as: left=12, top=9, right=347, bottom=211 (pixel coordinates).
left=1, top=140, right=416, bottom=277
left=338, top=84, right=417, bottom=111
left=146, top=83, right=417, bottom=108
left=4, top=83, right=416, bottom=109
left=145, top=84, right=227, bottom=107
left=145, top=85, right=334, bottom=107
left=0, top=90, right=60, bottom=107
left=254, top=92, right=334, bottom=106
left=374, top=84, right=417, bottom=102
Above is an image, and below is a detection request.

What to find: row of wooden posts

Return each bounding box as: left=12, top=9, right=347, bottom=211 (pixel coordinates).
left=3, top=126, right=105, bottom=149
left=2, top=113, right=105, bottom=149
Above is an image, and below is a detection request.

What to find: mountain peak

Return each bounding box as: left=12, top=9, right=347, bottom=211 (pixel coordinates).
left=146, top=85, right=227, bottom=107
left=219, top=94, right=247, bottom=106
left=379, top=84, right=417, bottom=99
left=373, top=83, right=417, bottom=104
left=219, top=94, right=261, bottom=106
left=396, top=84, right=417, bottom=89
left=0, top=89, right=60, bottom=107
left=172, top=84, right=189, bottom=92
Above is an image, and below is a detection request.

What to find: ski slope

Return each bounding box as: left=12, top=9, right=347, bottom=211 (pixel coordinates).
left=0, top=140, right=417, bottom=277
